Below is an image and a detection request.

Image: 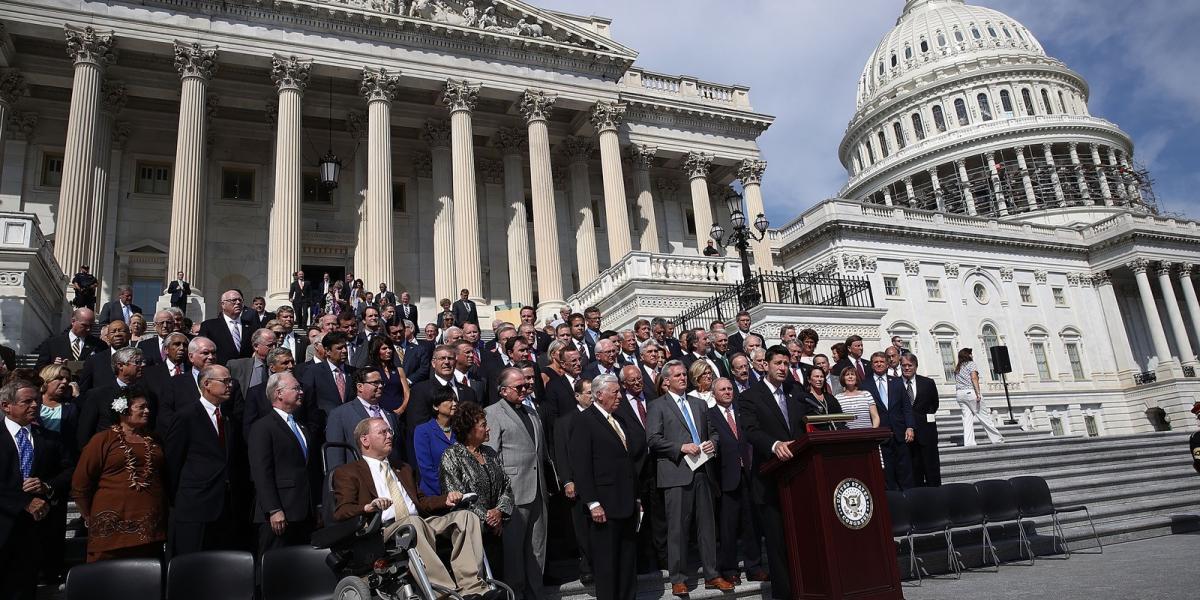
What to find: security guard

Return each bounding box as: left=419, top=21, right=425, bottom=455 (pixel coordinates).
left=1191, top=402, right=1200, bottom=475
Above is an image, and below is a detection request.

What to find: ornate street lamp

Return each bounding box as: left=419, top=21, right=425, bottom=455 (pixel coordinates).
left=317, top=76, right=341, bottom=190
left=710, top=190, right=769, bottom=307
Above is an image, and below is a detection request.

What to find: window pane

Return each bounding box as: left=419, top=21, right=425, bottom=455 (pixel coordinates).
left=685, top=209, right=696, bottom=236
left=1000, top=89, right=1014, bottom=114
left=884, top=277, right=899, bottom=296
left=877, top=131, right=889, bottom=158
left=1066, top=343, right=1084, bottom=379
left=912, top=113, right=926, bottom=140
left=1058, top=90, right=1067, bottom=114
left=938, top=341, right=956, bottom=382
left=1022, top=89, right=1035, bottom=115
left=1053, top=287, right=1066, bottom=305
left=954, top=29, right=964, bottom=43
left=977, top=93, right=993, bottom=121
left=866, top=139, right=876, bottom=163
left=926, top=279, right=941, bottom=299
left=41, top=155, right=64, bottom=187
left=1084, top=415, right=1098, bottom=437
left=392, top=181, right=406, bottom=213
left=136, top=162, right=172, bottom=194
left=954, top=98, right=970, bottom=126
left=1019, top=285, right=1032, bottom=303
left=1041, top=89, right=1054, bottom=115
left=932, top=105, right=947, bottom=132
left=1050, top=416, right=1063, bottom=436
left=1033, top=342, right=1052, bottom=381
left=221, top=169, right=255, bottom=201
left=302, top=172, right=332, bottom=203
left=893, top=122, right=906, bottom=149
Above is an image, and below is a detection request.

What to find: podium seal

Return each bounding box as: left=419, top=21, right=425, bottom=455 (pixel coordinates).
left=833, top=478, right=873, bottom=530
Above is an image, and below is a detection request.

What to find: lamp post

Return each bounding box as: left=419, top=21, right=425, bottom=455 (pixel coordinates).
left=317, top=76, right=341, bottom=190
left=710, top=190, right=769, bottom=307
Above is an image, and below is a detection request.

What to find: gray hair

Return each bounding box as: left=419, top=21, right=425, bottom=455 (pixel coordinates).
left=266, top=347, right=294, bottom=368
left=401, top=319, right=415, bottom=330
left=165, top=332, right=189, bottom=345
left=900, top=353, right=919, bottom=367
left=188, top=336, right=215, bottom=354
left=198, top=364, right=224, bottom=386
left=264, top=371, right=291, bottom=404
left=499, top=366, right=525, bottom=388
left=639, top=341, right=660, bottom=356
left=250, top=328, right=274, bottom=348
left=111, top=346, right=144, bottom=369
left=594, top=339, right=615, bottom=353
left=0, top=379, right=38, bottom=405
left=591, top=373, right=620, bottom=395
left=546, top=340, right=566, bottom=363
left=166, top=307, right=184, bottom=318
left=750, top=347, right=766, bottom=361
left=662, top=359, right=686, bottom=377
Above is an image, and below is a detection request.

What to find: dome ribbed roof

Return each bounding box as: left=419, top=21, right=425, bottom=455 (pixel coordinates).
left=856, top=0, right=1046, bottom=108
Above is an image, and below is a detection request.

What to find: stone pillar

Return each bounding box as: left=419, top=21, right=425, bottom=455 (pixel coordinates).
left=0, top=112, right=37, bottom=212
left=1069, top=142, right=1091, bottom=204
left=265, top=55, right=311, bottom=305
left=561, top=136, right=598, bottom=287
left=682, top=151, right=714, bottom=246
left=1107, top=147, right=1127, bottom=203
left=1157, top=262, right=1198, bottom=368
left=927, top=166, right=945, bottom=212
left=359, top=67, right=399, bottom=294
left=628, top=144, right=660, bottom=253
left=1177, top=264, right=1200, bottom=361
left=1117, top=151, right=1141, bottom=204
left=1093, top=271, right=1139, bottom=384
left=1043, top=143, right=1065, bottom=207
left=88, top=80, right=125, bottom=287
left=591, top=101, right=631, bottom=262
left=57, top=26, right=115, bottom=287
left=0, top=70, right=26, bottom=160
left=442, top=79, right=483, bottom=299
left=1090, top=144, right=1113, bottom=204
left=346, top=111, right=368, bottom=279
left=880, top=188, right=893, bottom=206
left=495, top=128, right=532, bottom=306
left=903, top=176, right=916, bottom=207
left=97, top=122, right=129, bottom=306
left=1129, top=258, right=1178, bottom=378
left=519, top=89, right=564, bottom=317
left=986, top=152, right=1008, bottom=216
left=166, top=41, right=216, bottom=303
left=1015, top=145, right=1037, bottom=210
left=422, top=119, right=454, bottom=303
left=737, top=158, right=773, bottom=270
left=955, top=158, right=976, bottom=215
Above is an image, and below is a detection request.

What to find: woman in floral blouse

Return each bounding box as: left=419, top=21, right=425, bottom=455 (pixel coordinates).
left=439, top=401, right=513, bottom=577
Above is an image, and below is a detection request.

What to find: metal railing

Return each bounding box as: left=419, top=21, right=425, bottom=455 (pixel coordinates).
left=1184, top=366, right=1196, bottom=378
left=674, top=272, right=874, bottom=330
left=1133, top=371, right=1157, bottom=385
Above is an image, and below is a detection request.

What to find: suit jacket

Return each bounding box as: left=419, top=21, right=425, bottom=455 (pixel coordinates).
left=646, top=392, right=718, bottom=488
left=75, top=382, right=159, bottom=450
left=552, top=407, right=585, bottom=489
left=451, top=299, right=478, bottom=327
left=403, top=377, right=477, bottom=459
left=35, top=332, right=107, bottom=368
left=376, top=291, right=397, bottom=306
left=159, top=369, right=244, bottom=435
left=580, top=360, right=620, bottom=382
left=325, top=400, right=402, bottom=471
left=167, top=280, right=191, bottom=306
left=879, top=376, right=917, bottom=443
left=228, top=356, right=267, bottom=396
left=397, top=341, right=429, bottom=384
left=478, top=352, right=511, bottom=407
left=542, top=373, right=577, bottom=431
left=640, top=364, right=660, bottom=398
left=299, top=362, right=357, bottom=436
left=662, top=337, right=684, bottom=361
left=483, top=399, right=547, bottom=506
left=288, top=281, right=310, bottom=306
left=276, top=333, right=308, bottom=366
left=240, top=310, right=275, bottom=330
left=248, top=409, right=313, bottom=523
left=615, top=392, right=652, bottom=475
left=568, top=405, right=644, bottom=520
left=727, top=330, right=750, bottom=356
left=396, top=303, right=418, bottom=326
left=831, top=356, right=871, bottom=379
left=708, top=403, right=753, bottom=492
left=902, top=374, right=940, bottom=444
left=738, top=380, right=812, bottom=504
left=680, top=352, right=730, bottom=381
left=0, top=424, right=73, bottom=548
left=198, top=316, right=254, bottom=365
left=78, top=348, right=118, bottom=396
left=97, top=300, right=142, bottom=325
left=331, top=459, right=448, bottom=522
left=137, top=336, right=168, bottom=366
left=243, top=382, right=270, bottom=430
left=164, top=398, right=248, bottom=523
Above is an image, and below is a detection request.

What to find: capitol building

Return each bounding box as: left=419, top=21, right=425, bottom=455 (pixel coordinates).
left=0, top=0, right=1197, bottom=434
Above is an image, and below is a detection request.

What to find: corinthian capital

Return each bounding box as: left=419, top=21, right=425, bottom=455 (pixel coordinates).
left=559, top=136, right=593, bottom=164
left=99, top=80, right=127, bottom=116
left=441, top=79, right=479, bottom=113
left=518, top=89, right=555, bottom=123
left=1091, top=271, right=1111, bottom=287
left=65, top=26, right=116, bottom=67
left=590, top=101, right=625, bottom=133
left=420, top=119, right=452, bottom=149
left=360, top=67, right=399, bottom=103
left=494, top=127, right=527, bottom=156
left=682, top=151, right=713, bottom=180
left=1127, top=258, right=1150, bottom=274
left=270, top=54, right=312, bottom=93
left=0, top=70, right=27, bottom=106
left=173, top=41, right=218, bottom=81
left=737, top=158, right=767, bottom=185
left=626, top=144, right=657, bottom=171
left=5, top=111, right=37, bottom=141
left=1178, top=263, right=1195, bottom=279
left=1155, top=262, right=1174, bottom=278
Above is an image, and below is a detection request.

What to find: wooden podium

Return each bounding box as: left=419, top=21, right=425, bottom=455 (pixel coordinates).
left=760, top=427, right=904, bottom=600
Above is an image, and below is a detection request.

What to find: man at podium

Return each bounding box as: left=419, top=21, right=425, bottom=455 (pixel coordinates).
left=738, top=345, right=814, bottom=600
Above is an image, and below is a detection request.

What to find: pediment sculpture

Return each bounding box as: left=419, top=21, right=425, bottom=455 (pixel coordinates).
left=322, top=0, right=589, bottom=46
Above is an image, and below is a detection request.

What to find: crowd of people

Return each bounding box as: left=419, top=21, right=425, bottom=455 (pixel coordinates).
left=3, top=272, right=986, bottom=600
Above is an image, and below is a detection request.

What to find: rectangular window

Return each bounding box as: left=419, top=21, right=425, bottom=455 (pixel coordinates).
left=1019, top=284, right=1033, bottom=304
left=220, top=168, right=255, bottom=201
left=685, top=209, right=696, bottom=237
left=135, top=162, right=172, bottom=195
left=938, top=341, right=956, bottom=381
left=1084, top=415, right=1099, bottom=437
left=302, top=172, right=332, bottom=203
left=392, top=181, right=407, bottom=213
left=925, top=279, right=942, bottom=300
left=1065, top=343, right=1084, bottom=379
left=1052, top=287, right=1067, bottom=306
left=41, top=154, right=64, bottom=187
left=1032, top=342, right=1052, bottom=381
left=1050, top=416, right=1064, bottom=436
left=884, top=276, right=900, bottom=297
left=592, top=199, right=603, bottom=229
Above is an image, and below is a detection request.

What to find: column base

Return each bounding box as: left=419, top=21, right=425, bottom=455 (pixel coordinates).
left=1154, top=359, right=1183, bottom=381
left=267, top=290, right=291, bottom=312
left=157, top=293, right=207, bottom=323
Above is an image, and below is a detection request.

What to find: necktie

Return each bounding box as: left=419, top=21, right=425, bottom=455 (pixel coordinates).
left=878, top=376, right=889, bottom=409
left=287, top=414, right=307, bottom=460
left=123, top=304, right=131, bottom=323
left=174, top=363, right=183, bottom=377
left=214, top=406, right=226, bottom=445
left=369, top=404, right=382, bottom=420
left=677, top=397, right=701, bottom=445
left=71, top=338, right=81, bottom=361
left=636, top=395, right=647, bottom=425
left=907, top=379, right=915, bottom=403
left=15, top=428, right=32, bottom=478
left=230, top=320, right=242, bottom=351
left=380, top=462, right=410, bottom=518
left=606, top=414, right=627, bottom=449
left=724, top=406, right=738, bottom=439
left=334, top=369, right=346, bottom=399
left=855, top=359, right=866, bottom=382
left=776, top=388, right=791, bottom=433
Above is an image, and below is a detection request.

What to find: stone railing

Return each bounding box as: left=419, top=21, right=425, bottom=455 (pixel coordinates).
left=566, top=251, right=742, bottom=313
left=620, top=67, right=752, bottom=109
left=0, top=212, right=68, bottom=352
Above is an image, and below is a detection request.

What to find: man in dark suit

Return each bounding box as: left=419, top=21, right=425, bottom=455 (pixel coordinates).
left=478, top=330, right=520, bottom=406
left=248, top=371, right=314, bottom=556
left=167, top=271, right=191, bottom=317
left=243, top=347, right=297, bottom=429
left=451, top=340, right=486, bottom=400
left=727, top=312, right=752, bottom=356
left=830, top=334, right=870, bottom=380
left=520, top=306, right=551, bottom=354
left=899, top=354, right=941, bottom=486
left=738, top=345, right=814, bottom=600
left=542, top=347, right=582, bottom=436
left=143, top=333, right=191, bottom=405
left=35, top=308, right=106, bottom=368
left=96, top=286, right=142, bottom=326
left=652, top=318, right=683, bottom=361
left=288, top=271, right=310, bottom=329
left=78, top=319, right=131, bottom=395
left=707, top=377, right=767, bottom=584
left=165, top=364, right=249, bottom=557
left=325, top=367, right=403, bottom=470
left=784, top=341, right=813, bottom=392
left=228, top=329, right=276, bottom=394
left=0, top=379, right=74, bottom=599
left=568, top=314, right=594, bottom=363
left=396, top=291, right=418, bottom=327
left=137, top=309, right=177, bottom=366
left=404, top=344, right=477, bottom=461
left=198, top=289, right=254, bottom=365
left=70, top=264, right=98, bottom=310
left=376, top=283, right=397, bottom=307
left=580, top=338, right=620, bottom=381
left=568, top=375, right=645, bottom=600
left=451, top=288, right=478, bottom=327
left=617, top=365, right=666, bottom=574
left=552, top=370, right=594, bottom=583
left=871, top=352, right=916, bottom=491
left=637, top=342, right=662, bottom=397
left=615, top=331, right=640, bottom=369
left=390, top=321, right=429, bottom=385
left=299, top=332, right=355, bottom=441
left=240, top=296, right=275, bottom=330
left=680, top=330, right=728, bottom=381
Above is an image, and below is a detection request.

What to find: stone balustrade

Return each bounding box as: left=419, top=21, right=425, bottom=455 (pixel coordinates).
left=0, top=212, right=68, bottom=352
left=620, top=67, right=752, bottom=109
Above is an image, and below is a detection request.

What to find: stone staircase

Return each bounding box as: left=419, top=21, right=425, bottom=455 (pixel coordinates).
left=934, top=411, right=1054, bottom=447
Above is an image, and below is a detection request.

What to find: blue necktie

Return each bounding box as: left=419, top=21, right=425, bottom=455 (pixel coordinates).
left=677, top=397, right=701, bottom=445
left=877, top=376, right=889, bottom=409
left=287, top=414, right=307, bottom=460
left=15, top=428, right=32, bottom=478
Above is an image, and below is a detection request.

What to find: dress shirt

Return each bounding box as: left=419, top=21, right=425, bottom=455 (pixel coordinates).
left=199, top=397, right=222, bottom=437
left=224, top=316, right=242, bottom=349
left=363, top=455, right=417, bottom=521
left=875, top=374, right=890, bottom=409
left=273, top=407, right=307, bottom=448
left=587, top=403, right=625, bottom=511
left=692, top=352, right=720, bottom=377
left=433, top=375, right=458, bottom=400
left=281, top=333, right=296, bottom=353
left=625, top=393, right=648, bottom=428
left=359, top=398, right=386, bottom=420
left=68, top=331, right=83, bottom=355
left=763, top=379, right=791, bottom=452
left=5, top=417, right=33, bottom=452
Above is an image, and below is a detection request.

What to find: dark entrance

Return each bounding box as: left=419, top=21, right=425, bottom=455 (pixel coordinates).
left=300, top=264, right=345, bottom=291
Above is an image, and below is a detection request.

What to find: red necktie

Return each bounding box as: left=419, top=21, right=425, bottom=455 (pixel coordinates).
left=855, top=359, right=866, bottom=382
left=724, top=406, right=738, bottom=439
left=335, top=369, right=346, bottom=399
left=174, top=363, right=183, bottom=376
left=637, top=396, right=647, bottom=425
left=214, top=406, right=225, bottom=445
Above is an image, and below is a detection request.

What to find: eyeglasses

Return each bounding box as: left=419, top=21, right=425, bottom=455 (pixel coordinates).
left=120, top=360, right=147, bottom=367
left=208, top=377, right=233, bottom=385
left=504, top=384, right=532, bottom=391
left=360, top=380, right=384, bottom=387
left=154, top=321, right=173, bottom=326
left=221, top=298, right=243, bottom=304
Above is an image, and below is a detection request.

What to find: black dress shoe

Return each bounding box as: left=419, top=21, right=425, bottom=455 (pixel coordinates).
left=580, top=573, right=595, bottom=585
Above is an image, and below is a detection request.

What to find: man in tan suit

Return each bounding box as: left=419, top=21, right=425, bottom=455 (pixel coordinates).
left=332, top=417, right=502, bottom=600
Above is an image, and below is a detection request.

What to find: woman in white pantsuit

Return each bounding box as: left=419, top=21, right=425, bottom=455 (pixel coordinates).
left=953, top=348, right=1004, bottom=446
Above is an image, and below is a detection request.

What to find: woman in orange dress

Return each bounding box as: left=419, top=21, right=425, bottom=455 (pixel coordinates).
left=70, top=384, right=167, bottom=562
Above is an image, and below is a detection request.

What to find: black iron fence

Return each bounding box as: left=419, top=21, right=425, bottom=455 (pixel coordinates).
left=674, top=272, right=874, bottom=330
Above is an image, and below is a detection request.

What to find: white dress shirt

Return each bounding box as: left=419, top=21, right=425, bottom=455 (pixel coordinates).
left=587, top=403, right=625, bottom=511
left=363, top=455, right=418, bottom=521
left=199, top=397, right=222, bottom=437
left=274, top=407, right=307, bottom=448
left=5, top=417, right=33, bottom=452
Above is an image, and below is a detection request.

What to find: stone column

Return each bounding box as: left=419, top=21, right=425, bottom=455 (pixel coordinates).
left=442, top=79, right=483, bottom=299
left=1015, top=145, right=1037, bottom=210
left=166, top=41, right=216, bottom=302
left=562, top=136, right=598, bottom=287
left=1043, top=143, right=1065, bottom=207
left=903, top=176, right=916, bottom=207
left=264, top=55, right=311, bottom=304
left=1117, top=151, right=1141, bottom=204
left=0, top=112, right=37, bottom=212
left=97, top=122, right=129, bottom=306
left=737, top=158, right=774, bottom=270
left=57, top=26, right=115, bottom=285
left=1068, top=142, right=1091, bottom=204
left=1107, top=147, right=1127, bottom=203
left=880, top=188, right=893, bottom=206
left=519, top=89, right=564, bottom=317
left=495, top=128, right=532, bottom=306
left=421, top=120, right=455, bottom=302
left=346, top=111, right=368, bottom=279
left=1157, top=262, right=1198, bottom=368
left=1129, top=258, right=1178, bottom=378
left=682, top=151, right=714, bottom=246
left=955, top=158, right=976, bottom=215
left=591, top=101, right=631, bottom=262
left=88, top=80, right=126, bottom=297
left=359, top=67, right=399, bottom=294
left=1177, top=264, right=1200, bottom=360
left=927, top=166, right=945, bottom=212
left=1093, top=271, right=1139, bottom=384
left=1090, top=144, right=1113, bottom=204
left=628, top=144, right=660, bottom=253
left=0, top=70, right=26, bottom=159
left=985, top=151, right=1007, bottom=216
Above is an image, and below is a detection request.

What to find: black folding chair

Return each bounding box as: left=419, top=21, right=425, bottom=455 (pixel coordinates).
left=886, top=490, right=920, bottom=581
left=974, top=478, right=1034, bottom=564
left=260, top=546, right=337, bottom=600
left=167, top=551, right=254, bottom=600
left=903, top=486, right=956, bottom=582
left=1010, top=475, right=1102, bottom=557
left=66, top=558, right=162, bottom=600
left=943, top=483, right=999, bottom=571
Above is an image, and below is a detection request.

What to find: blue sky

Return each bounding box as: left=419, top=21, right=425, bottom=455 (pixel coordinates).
left=538, top=0, right=1200, bottom=224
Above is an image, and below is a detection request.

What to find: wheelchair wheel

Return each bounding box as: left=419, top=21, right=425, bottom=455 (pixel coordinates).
left=334, top=575, right=375, bottom=600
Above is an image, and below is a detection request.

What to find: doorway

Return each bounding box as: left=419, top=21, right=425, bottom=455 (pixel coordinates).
left=300, top=265, right=345, bottom=292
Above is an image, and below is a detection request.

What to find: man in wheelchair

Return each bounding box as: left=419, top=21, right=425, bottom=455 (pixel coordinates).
left=328, top=417, right=503, bottom=600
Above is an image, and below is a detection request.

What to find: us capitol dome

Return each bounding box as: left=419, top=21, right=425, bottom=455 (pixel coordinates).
left=838, top=0, right=1155, bottom=226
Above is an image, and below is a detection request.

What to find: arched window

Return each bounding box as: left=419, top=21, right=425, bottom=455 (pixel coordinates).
left=970, top=26, right=982, bottom=40
left=891, top=53, right=898, bottom=68
left=977, top=93, right=993, bottom=121
left=920, top=39, right=929, bottom=53
left=937, top=32, right=947, bottom=47
left=1002, top=25, right=1013, bottom=38
left=1041, top=89, right=1054, bottom=114
left=852, top=153, right=861, bottom=174
left=912, top=112, right=926, bottom=140
left=1000, top=89, right=1014, bottom=116
left=1058, top=90, right=1067, bottom=114
left=981, top=324, right=1002, bottom=379
left=987, top=24, right=998, bottom=38
left=1021, top=88, right=1035, bottom=114
left=893, top=122, right=907, bottom=149
left=877, top=131, right=890, bottom=158
left=1015, top=28, right=1026, bottom=42
left=905, top=45, right=913, bottom=60
left=954, top=98, right=970, bottom=126
left=878, top=61, right=885, bottom=77
left=954, top=28, right=964, bottom=43
left=865, top=139, right=876, bottom=163
left=932, top=105, right=948, bottom=132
